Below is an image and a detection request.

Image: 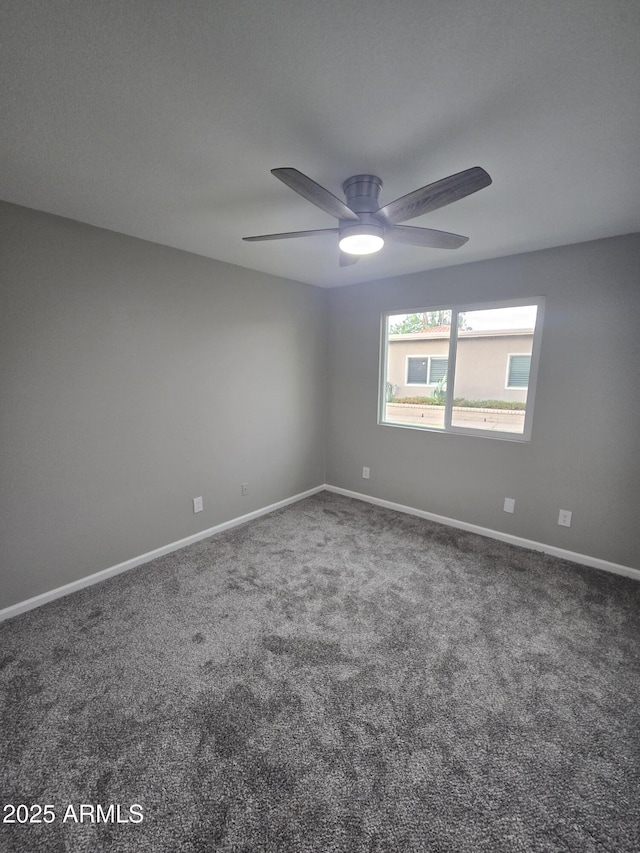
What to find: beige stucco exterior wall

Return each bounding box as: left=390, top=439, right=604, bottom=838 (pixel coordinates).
left=387, top=331, right=533, bottom=401
left=387, top=335, right=450, bottom=397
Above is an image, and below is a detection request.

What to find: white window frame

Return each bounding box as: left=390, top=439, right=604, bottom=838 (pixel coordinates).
left=379, top=296, right=545, bottom=442
left=505, top=353, right=532, bottom=390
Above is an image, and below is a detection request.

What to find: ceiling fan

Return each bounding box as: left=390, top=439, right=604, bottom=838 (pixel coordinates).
left=243, top=166, right=492, bottom=266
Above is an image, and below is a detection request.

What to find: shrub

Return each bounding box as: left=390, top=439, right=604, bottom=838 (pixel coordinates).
left=453, top=399, right=526, bottom=410
left=393, top=396, right=439, bottom=405
left=392, top=397, right=526, bottom=410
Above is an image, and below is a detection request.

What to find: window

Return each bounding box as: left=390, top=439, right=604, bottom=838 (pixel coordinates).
left=429, top=356, right=448, bottom=384
left=380, top=298, right=544, bottom=440
left=507, top=354, right=531, bottom=389
left=406, top=356, right=449, bottom=385
left=407, top=357, right=427, bottom=384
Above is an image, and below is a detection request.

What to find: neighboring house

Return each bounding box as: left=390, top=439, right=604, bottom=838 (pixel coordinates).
left=387, top=326, right=534, bottom=402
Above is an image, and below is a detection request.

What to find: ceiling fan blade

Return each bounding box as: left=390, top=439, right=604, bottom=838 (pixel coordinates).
left=243, top=228, right=338, bottom=242
left=272, top=168, right=360, bottom=222
left=339, top=251, right=359, bottom=267
left=386, top=224, right=469, bottom=249
left=376, top=166, right=492, bottom=225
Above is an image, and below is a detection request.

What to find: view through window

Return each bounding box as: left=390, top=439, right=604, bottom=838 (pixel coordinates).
left=380, top=299, right=544, bottom=440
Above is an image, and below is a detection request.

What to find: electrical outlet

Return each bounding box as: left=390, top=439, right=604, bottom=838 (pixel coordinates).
left=503, top=497, right=515, bottom=513
left=558, top=509, right=572, bottom=527
left=193, top=496, right=203, bottom=513
left=362, top=467, right=370, bottom=479
left=241, top=483, right=249, bottom=496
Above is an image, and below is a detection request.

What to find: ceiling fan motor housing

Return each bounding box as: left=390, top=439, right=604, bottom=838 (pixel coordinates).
left=342, top=174, right=383, bottom=214
left=339, top=175, right=386, bottom=252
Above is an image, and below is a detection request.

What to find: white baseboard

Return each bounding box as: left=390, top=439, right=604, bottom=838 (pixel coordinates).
left=2, top=482, right=637, bottom=623
left=0, top=485, right=325, bottom=623
left=324, top=485, right=640, bottom=582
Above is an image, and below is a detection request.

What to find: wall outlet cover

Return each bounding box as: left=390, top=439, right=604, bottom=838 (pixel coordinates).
left=193, top=496, right=203, bottom=513
left=558, top=509, right=572, bottom=527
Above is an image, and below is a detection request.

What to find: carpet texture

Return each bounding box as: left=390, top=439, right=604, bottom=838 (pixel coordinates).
left=1, top=491, right=639, bottom=852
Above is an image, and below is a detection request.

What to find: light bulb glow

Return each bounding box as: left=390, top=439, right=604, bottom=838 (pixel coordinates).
left=338, top=222, right=385, bottom=255
left=339, top=233, right=384, bottom=255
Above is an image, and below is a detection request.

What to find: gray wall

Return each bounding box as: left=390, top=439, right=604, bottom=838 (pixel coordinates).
left=2, top=201, right=639, bottom=612
left=326, top=234, right=640, bottom=569
left=0, top=202, right=327, bottom=609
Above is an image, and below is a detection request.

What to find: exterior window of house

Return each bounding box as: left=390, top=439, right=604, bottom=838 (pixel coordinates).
left=380, top=298, right=544, bottom=440
left=406, top=356, right=449, bottom=385
left=407, top=357, right=428, bottom=384
left=507, top=354, right=531, bottom=388
left=428, top=357, right=448, bottom=384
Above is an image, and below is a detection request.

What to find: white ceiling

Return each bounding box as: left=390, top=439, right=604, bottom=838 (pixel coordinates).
left=2, top=0, right=639, bottom=288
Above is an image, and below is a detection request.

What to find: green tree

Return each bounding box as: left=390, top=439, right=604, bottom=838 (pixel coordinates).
left=389, top=311, right=468, bottom=334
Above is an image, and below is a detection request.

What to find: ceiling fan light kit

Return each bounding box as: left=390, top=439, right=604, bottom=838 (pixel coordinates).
left=244, top=165, right=492, bottom=265
left=338, top=221, right=385, bottom=255
left=338, top=174, right=385, bottom=254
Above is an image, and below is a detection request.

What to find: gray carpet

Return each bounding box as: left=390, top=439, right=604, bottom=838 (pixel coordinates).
left=1, top=491, right=639, bottom=852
